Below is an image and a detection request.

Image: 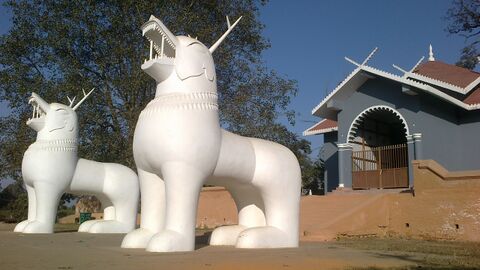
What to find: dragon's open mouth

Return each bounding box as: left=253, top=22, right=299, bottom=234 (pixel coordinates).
left=142, top=18, right=176, bottom=65
left=26, top=93, right=50, bottom=131
left=140, top=16, right=178, bottom=81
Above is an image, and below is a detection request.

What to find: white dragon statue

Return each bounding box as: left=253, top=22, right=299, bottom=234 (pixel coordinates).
left=14, top=90, right=139, bottom=234
left=121, top=15, right=301, bottom=252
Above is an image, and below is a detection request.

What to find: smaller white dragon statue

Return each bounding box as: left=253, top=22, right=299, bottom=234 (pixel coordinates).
left=14, top=90, right=139, bottom=234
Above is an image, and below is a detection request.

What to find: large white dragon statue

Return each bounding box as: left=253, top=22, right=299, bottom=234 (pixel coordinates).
left=121, top=15, right=301, bottom=252
left=15, top=90, right=139, bottom=234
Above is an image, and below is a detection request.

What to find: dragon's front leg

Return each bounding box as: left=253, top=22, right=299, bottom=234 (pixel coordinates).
left=122, top=168, right=165, bottom=248
left=146, top=162, right=204, bottom=252
left=14, top=185, right=37, bottom=232
left=23, top=182, right=63, bottom=233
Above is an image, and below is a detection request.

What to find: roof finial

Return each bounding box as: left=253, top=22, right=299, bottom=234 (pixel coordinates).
left=428, top=44, right=435, bottom=61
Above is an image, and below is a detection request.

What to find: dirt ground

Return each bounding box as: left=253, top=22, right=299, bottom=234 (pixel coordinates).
left=1, top=223, right=479, bottom=270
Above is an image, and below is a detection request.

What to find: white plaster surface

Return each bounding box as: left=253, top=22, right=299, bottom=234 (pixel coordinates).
left=122, top=15, right=301, bottom=252
left=14, top=91, right=139, bottom=234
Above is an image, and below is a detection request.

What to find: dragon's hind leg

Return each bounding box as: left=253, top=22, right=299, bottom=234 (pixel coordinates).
left=235, top=183, right=300, bottom=248
left=210, top=184, right=265, bottom=246
left=235, top=139, right=301, bottom=248
left=90, top=164, right=139, bottom=234
left=78, top=195, right=113, bottom=232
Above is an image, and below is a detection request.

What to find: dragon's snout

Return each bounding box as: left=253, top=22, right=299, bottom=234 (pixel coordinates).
left=26, top=93, right=49, bottom=131
left=140, top=16, right=178, bottom=82
left=141, top=16, right=177, bottom=65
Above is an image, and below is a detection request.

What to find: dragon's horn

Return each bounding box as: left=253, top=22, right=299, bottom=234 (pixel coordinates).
left=72, top=88, right=95, bottom=111
left=209, top=16, right=242, bottom=53
left=67, top=96, right=76, bottom=107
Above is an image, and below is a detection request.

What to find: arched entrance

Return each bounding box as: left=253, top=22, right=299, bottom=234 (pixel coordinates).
left=347, top=106, right=410, bottom=189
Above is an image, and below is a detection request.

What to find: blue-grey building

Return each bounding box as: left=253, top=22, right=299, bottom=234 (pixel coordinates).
left=304, top=48, right=480, bottom=193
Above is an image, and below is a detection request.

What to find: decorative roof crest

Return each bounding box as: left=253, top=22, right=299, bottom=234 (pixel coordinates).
left=392, top=56, right=424, bottom=77
left=345, top=47, right=378, bottom=67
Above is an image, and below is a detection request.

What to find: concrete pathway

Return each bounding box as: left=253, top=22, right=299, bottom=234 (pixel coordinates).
left=0, top=223, right=421, bottom=270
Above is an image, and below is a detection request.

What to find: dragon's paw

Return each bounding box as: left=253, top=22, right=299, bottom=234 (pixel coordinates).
left=78, top=219, right=100, bottom=232
left=146, top=230, right=193, bottom=252
left=88, top=220, right=130, bottom=233
left=121, top=228, right=156, bottom=248
left=210, top=225, right=246, bottom=246
left=235, top=226, right=297, bottom=248
left=14, top=220, right=31, bottom=232
left=23, top=221, right=54, bottom=234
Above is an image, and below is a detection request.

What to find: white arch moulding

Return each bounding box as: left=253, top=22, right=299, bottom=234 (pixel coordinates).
left=346, top=105, right=410, bottom=143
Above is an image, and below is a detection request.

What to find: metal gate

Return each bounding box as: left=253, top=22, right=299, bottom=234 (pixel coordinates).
left=352, top=144, right=408, bottom=189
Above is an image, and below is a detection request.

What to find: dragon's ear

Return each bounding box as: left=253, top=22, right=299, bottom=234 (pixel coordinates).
left=175, top=43, right=214, bottom=81
left=203, top=53, right=215, bottom=81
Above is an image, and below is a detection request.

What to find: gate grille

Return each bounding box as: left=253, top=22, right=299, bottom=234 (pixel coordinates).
left=352, top=143, right=408, bottom=189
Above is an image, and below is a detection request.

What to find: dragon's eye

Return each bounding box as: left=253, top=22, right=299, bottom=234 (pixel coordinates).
left=188, top=43, right=205, bottom=53
left=55, top=108, right=67, bottom=113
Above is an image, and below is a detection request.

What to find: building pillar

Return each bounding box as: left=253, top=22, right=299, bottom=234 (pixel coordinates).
left=337, top=143, right=353, bottom=189
left=413, top=133, right=423, bottom=160
left=406, top=134, right=415, bottom=188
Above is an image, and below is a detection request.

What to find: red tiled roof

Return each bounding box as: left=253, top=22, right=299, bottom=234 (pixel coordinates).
left=413, top=61, right=480, bottom=88
left=304, top=119, right=337, bottom=135
left=464, top=85, right=480, bottom=105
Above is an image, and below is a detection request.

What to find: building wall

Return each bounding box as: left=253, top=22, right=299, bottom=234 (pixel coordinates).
left=320, top=132, right=338, bottom=192
left=301, top=160, right=480, bottom=241
left=335, top=77, right=480, bottom=172
left=164, top=162, right=480, bottom=241
left=458, top=110, right=480, bottom=169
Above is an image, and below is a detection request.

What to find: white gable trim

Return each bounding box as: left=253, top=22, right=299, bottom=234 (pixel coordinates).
left=363, top=65, right=480, bottom=109
left=311, top=67, right=362, bottom=115
left=311, top=65, right=480, bottom=117
left=303, top=119, right=338, bottom=136
left=465, top=76, right=480, bottom=92
left=303, top=126, right=338, bottom=136
left=406, top=72, right=467, bottom=94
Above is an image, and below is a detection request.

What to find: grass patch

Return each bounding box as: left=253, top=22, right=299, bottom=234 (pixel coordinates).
left=336, top=236, right=480, bottom=269
left=54, top=223, right=80, bottom=232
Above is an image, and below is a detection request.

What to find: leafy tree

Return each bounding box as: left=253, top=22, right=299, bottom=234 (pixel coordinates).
left=0, top=182, right=27, bottom=222
left=456, top=45, right=479, bottom=69
left=301, top=156, right=325, bottom=195
left=445, top=0, right=480, bottom=69
left=0, top=181, right=74, bottom=222
left=0, top=0, right=317, bottom=208
left=0, top=182, right=24, bottom=209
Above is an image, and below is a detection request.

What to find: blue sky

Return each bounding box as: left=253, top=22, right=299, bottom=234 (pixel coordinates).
left=0, top=1, right=470, bottom=158
left=259, top=0, right=468, bottom=154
